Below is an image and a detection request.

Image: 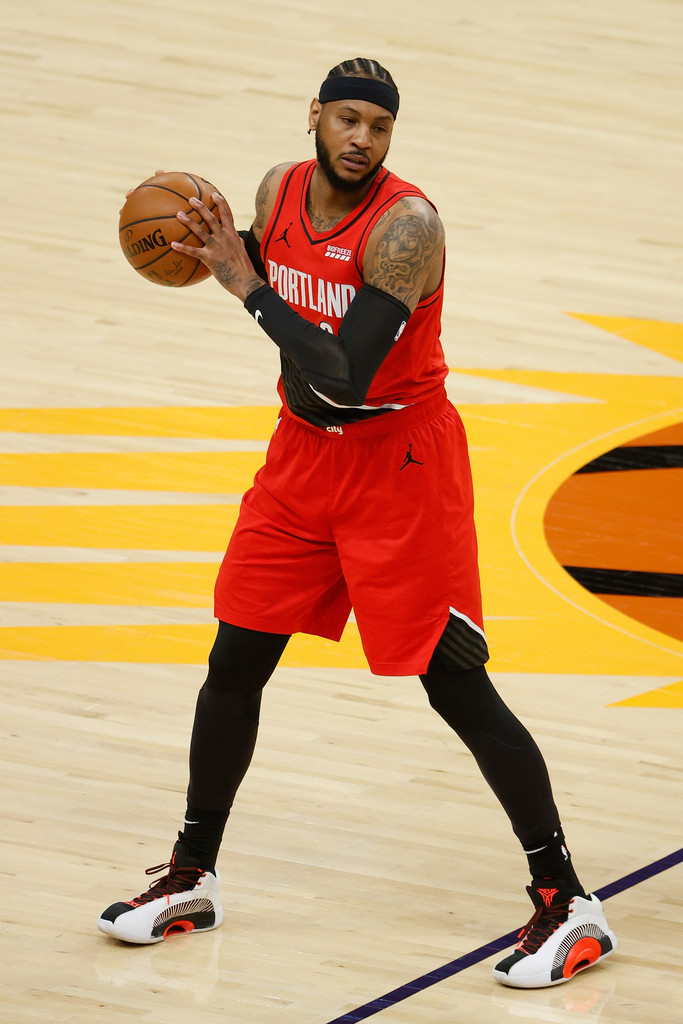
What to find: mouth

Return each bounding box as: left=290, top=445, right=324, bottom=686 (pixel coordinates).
left=340, top=153, right=370, bottom=172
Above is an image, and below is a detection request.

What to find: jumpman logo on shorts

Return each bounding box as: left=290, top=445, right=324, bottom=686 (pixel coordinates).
left=400, top=443, right=424, bottom=470
left=275, top=222, right=293, bottom=247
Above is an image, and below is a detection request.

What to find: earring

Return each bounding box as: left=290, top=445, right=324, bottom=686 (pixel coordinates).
left=307, top=128, right=312, bottom=134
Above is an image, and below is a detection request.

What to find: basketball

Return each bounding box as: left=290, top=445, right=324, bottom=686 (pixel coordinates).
left=118, top=171, right=220, bottom=287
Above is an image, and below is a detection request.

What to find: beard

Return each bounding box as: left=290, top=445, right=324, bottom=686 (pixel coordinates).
left=314, top=131, right=388, bottom=193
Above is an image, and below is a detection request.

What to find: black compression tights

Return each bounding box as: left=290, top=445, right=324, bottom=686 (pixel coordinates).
left=186, top=622, right=290, bottom=813
left=420, top=654, right=561, bottom=846
left=187, top=622, right=560, bottom=848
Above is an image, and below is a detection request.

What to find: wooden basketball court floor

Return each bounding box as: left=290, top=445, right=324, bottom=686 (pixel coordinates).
left=1, top=1, right=681, bottom=1021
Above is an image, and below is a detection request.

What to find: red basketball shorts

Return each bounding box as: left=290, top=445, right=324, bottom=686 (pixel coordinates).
left=214, top=391, right=485, bottom=675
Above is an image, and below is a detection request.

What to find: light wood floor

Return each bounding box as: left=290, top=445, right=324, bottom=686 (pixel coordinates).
left=1, top=1, right=682, bottom=1022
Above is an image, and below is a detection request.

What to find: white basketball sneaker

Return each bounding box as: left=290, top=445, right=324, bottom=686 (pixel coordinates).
left=492, top=879, right=617, bottom=988
left=98, top=839, right=223, bottom=944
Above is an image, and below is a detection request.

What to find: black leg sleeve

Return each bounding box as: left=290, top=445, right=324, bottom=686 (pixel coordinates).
left=420, top=658, right=561, bottom=846
left=186, top=621, right=290, bottom=813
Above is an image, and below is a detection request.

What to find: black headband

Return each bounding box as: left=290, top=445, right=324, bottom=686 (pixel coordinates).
left=318, top=76, right=400, bottom=119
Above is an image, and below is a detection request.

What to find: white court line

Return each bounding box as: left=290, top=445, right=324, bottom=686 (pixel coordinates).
left=0, top=487, right=243, bottom=505
left=0, top=434, right=269, bottom=453
left=0, top=603, right=214, bottom=626
left=0, top=546, right=223, bottom=563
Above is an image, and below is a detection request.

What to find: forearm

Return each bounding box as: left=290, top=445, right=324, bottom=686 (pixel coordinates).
left=243, top=283, right=410, bottom=406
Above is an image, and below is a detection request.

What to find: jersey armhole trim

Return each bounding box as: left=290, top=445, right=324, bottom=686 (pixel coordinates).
left=262, top=162, right=305, bottom=258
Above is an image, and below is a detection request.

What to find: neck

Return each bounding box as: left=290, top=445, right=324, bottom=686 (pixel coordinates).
left=306, top=163, right=381, bottom=231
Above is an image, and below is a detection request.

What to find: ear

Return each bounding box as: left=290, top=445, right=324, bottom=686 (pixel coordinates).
left=309, top=98, right=321, bottom=132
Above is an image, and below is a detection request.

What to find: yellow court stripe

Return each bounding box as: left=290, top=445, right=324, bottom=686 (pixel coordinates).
left=609, top=680, right=683, bottom=708
left=457, top=370, right=683, bottom=407
left=0, top=452, right=263, bottom=492
left=0, top=614, right=678, bottom=675
left=0, top=406, right=280, bottom=438
left=0, top=505, right=239, bottom=550
left=488, top=613, right=682, bottom=676
left=0, top=562, right=220, bottom=605
left=0, top=623, right=369, bottom=668
left=568, top=314, right=683, bottom=365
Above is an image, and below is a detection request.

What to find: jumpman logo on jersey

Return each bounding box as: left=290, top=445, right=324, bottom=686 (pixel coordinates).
left=275, top=222, right=293, bottom=247
left=399, top=443, right=424, bottom=470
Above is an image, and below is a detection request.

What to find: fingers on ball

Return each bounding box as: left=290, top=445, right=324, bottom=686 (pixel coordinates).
left=118, top=171, right=219, bottom=287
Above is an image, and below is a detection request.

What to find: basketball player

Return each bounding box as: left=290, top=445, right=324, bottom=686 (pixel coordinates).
left=99, top=58, right=617, bottom=988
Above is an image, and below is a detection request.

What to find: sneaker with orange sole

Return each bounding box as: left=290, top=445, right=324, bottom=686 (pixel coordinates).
left=492, top=879, right=617, bottom=988
left=98, top=839, right=223, bottom=944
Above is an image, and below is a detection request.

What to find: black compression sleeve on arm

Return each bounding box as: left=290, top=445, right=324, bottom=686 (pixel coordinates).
left=237, top=228, right=267, bottom=280
left=243, top=283, right=410, bottom=406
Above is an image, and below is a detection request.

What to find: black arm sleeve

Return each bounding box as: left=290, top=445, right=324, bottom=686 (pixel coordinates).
left=237, top=227, right=267, bottom=280
left=243, top=283, right=410, bottom=406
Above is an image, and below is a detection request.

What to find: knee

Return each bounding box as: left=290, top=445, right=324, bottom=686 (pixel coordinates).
left=205, top=645, right=235, bottom=693
left=420, top=672, right=450, bottom=718
left=201, top=631, right=263, bottom=726
left=204, top=620, right=289, bottom=695
left=203, top=622, right=250, bottom=695
left=420, top=662, right=487, bottom=717
left=421, top=663, right=534, bottom=750
left=420, top=665, right=475, bottom=733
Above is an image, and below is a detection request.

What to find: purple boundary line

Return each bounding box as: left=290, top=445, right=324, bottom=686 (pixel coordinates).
left=324, top=847, right=683, bottom=1024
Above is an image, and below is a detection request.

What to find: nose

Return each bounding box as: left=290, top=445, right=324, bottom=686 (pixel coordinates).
left=350, top=122, right=372, bottom=149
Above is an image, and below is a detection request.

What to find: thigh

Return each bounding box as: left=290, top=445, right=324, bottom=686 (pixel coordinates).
left=332, top=403, right=484, bottom=675
left=214, top=415, right=352, bottom=640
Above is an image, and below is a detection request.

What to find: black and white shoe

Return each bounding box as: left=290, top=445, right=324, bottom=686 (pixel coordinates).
left=492, top=879, right=616, bottom=988
left=98, top=839, right=223, bottom=944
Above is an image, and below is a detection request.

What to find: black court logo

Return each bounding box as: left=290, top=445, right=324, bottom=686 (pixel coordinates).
left=400, top=443, right=424, bottom=470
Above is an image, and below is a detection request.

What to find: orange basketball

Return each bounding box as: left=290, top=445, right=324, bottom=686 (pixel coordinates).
left=118, top=172, right=219, bottom=287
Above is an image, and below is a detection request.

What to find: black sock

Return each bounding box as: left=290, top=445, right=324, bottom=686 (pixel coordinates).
left=523, top=829, right=586, bottom=896
left=179, top=808, right=229, bottom=871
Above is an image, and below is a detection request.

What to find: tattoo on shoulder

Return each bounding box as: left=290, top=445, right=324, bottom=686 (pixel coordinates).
left=253, top=167, right=279, bottom=231
left=371, top=206, right=443, bottom=306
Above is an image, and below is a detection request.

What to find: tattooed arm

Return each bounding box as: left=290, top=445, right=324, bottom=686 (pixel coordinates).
left=362, top=197, right=445, bottom=311
left=238, top=199, right=444, bottom=406
left=172, top=180, right=439, bottom=406
left=251, top=163, right=296, bottom=241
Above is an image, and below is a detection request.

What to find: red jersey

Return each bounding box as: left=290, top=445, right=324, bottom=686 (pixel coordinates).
left=260, top=160, right=448, bottom=423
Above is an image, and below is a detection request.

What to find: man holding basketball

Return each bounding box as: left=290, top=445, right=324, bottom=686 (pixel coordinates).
left=98, top=57, right=616, bottom=989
